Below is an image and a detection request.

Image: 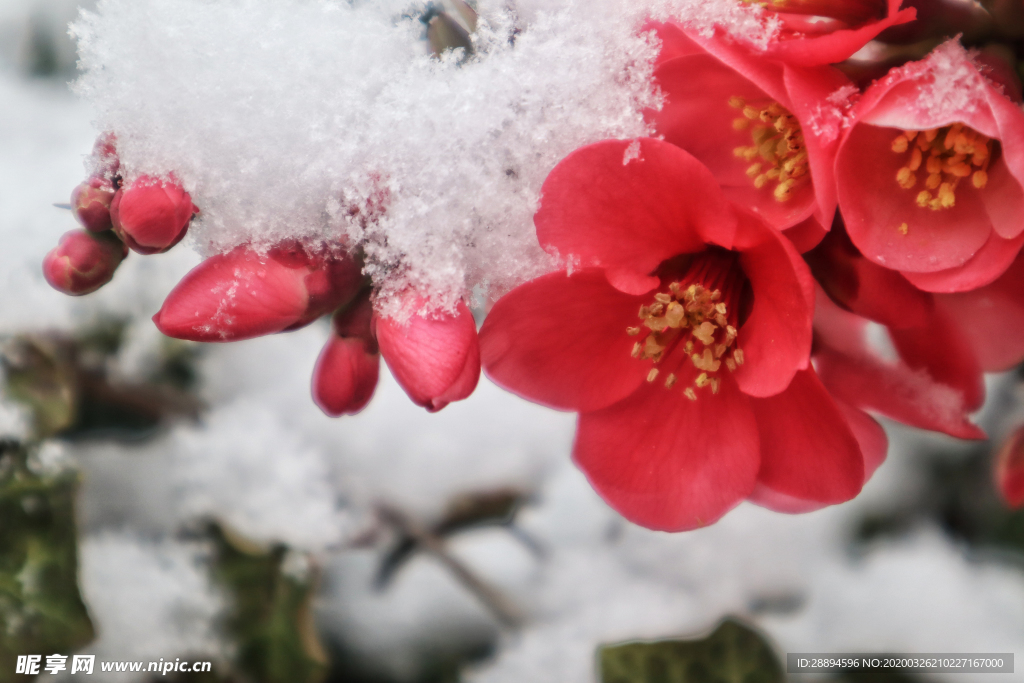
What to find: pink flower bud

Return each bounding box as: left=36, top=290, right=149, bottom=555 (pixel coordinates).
left=995, top=424, right=1024, bottom=509
left=312, top=295, right=380, bottom=416
left=42, top=230, right=128, bottom=296
left=375, top=297, right=480, bottom=412
left=111, top=177, right=198, bottom=254
left=153, top=242, right=363, bottom=342
left=71, top=177, right=115, bottom=233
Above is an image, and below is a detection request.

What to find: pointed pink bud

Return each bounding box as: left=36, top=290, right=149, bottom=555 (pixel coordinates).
left=375, top=297, right=480, bottom=412
left=312, top=295, right=380, bottom=416
left=71, top=177, right=115, bottom=233
left=110, top=176, right=198, bottom=254
left=995, top=424, right=1024, bottom=508
left=42, top=230, right=128, bottom=296
left=153, top=242, right=363, bottom=342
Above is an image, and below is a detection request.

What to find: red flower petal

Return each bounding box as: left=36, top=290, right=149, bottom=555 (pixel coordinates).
left=534, top=138, right=735, bottom=274
left=899, top=229, right=1024, bottom=293
left=783, top=215, right=828, bottom=253
left=574, top=377, right=759, bottom=531
left=764, top=0, right=917, bottom=66
left=888, top=305, right=985, bottom=413
left=814, top=292, right=985, bottom=439
left=653, top=55, right=817, bottom=233
left=995, top=424, right=1024, bottom=509
left=732, top=211, right=814, bottom=397
left=749, top=396, right=887, bottom=514
left=936, top=253, right=1024, bottom=371
left=376, top=298, right=480, bottom=412
left=806, top=224, right=935, bottom=329
left=750, top=367, right=864, bottom=504
left=480, top=269, right=646, bottom=412
left=837, top=123, right=992, bottom=273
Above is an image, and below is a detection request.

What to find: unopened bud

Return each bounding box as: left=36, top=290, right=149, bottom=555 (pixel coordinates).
left=71, top=177, right=115, bottom=233
left=312, top=295, right=380, bottom=416
left=375, top=296, right=480, bottom=412
left=153, top=242, right=363, bottom=342
left=42, top=230, right=128, bottom=296
left=111, top=176, right=199, bottom=254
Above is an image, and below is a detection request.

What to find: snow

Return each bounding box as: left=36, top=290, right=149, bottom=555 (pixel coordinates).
left=77, top=532, right=225, bottom=682
left=70, top=0, right=775, bottom=315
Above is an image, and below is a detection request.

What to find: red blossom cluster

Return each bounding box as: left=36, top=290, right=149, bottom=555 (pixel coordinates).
left=45, top=0, right=1024, bottom=529
left=480, top=1, right=1024, bottom=528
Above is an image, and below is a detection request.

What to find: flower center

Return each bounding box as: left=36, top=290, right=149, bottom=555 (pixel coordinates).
left=626, top=252, right=745, bottom=401
left=891, top=123, right=992, bottom=222
left=730, top=97, right=809, bottom=203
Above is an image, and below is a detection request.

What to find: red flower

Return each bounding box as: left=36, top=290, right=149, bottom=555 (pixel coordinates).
left=995, top=424, right=1024, bottom=509
left=756, top=0, right=917, bottom=66
left=479, top=138, right=879, bottom=530
left=43, top=230, right=128, bottom=296
left=836, top=40, right=1024, bottom=292
left=374, top=295, right=480, bottom=413
left=111, top=176, right=199, bottom=255
left=153, top=242, right=363, bottom=342
left=648, top=21, right=852, bottom=252
left=313, top=293, right=380, bottom=417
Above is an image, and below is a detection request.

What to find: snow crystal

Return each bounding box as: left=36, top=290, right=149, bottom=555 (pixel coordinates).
left=806, top=83, right=858, bottom=144
left=867, top=39, right=995, bottom=132
left=71, top=0, right=775, bottom=315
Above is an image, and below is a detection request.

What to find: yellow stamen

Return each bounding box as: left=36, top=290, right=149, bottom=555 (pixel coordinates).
left=892, top=122, right=994, bottom=211
left=730, top=95, right=808, bottom=202
left=898, top=222, right=909, bottom=235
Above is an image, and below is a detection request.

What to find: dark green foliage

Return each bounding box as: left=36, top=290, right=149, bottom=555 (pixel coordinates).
left=0, top=440, right=94, bottom=681
left=207, top=525, right=328, bottom=683
left=599, top=618, right=783, bottom=683
left=1, top=320, right=202, bottom=442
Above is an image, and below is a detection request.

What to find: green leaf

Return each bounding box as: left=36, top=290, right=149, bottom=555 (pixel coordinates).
left=1, top=337, right=78, bottom=439
left=599, top=618, right=783, bottom=683
left=0, top=440, right=94, bottom=677
left=208, top=524, right=328, bottom=683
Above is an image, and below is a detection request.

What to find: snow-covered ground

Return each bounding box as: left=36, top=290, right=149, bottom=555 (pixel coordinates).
left=2, top=2, right=1023, bottom=682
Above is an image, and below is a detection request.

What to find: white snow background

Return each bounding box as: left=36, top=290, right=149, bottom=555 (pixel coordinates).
left=1, top=0, right=1023, bottom=681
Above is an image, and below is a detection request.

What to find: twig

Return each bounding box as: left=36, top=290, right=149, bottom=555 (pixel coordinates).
left=376, top=503, right=524, bottom=628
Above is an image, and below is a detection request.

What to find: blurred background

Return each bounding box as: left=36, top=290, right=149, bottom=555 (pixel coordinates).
left=1, top=1, right=1024, bottom=681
